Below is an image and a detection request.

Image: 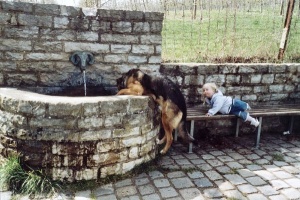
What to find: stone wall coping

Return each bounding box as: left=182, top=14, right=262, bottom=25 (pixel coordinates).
left=0, top=88, right=148, bottom=104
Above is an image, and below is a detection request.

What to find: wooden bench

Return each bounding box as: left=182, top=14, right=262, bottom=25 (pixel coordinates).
left=175, top=104, right=300, bottom=153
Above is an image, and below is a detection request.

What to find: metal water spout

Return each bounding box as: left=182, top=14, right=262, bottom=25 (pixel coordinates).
left=69, top=51, right=94, bottom=96
left=70, top=51, right=95, bottom=71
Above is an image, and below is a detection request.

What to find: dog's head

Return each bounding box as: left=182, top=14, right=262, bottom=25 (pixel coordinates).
left=116, top=69, right=145, bottom=90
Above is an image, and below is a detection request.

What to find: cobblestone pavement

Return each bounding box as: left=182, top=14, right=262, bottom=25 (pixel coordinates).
left=1, top=133, right=300, bottom=200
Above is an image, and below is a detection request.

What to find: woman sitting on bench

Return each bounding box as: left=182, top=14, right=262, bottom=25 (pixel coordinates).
left=202, top=83, right=259, bottom=127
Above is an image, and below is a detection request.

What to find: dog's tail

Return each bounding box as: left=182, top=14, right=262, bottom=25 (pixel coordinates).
left=177, top=120, right=196, bottom=144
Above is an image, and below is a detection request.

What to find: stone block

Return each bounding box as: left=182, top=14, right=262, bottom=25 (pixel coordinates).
left=144, top=12, right=164, bottom=21
left=102, top=34, right=139, bottom=44
left=104, top=54, right=127, bottom=63
left=75, top=167, right=98, bottom=181
left=269, top=65, right=286, bottom=73
left=7, top=74, right=38, bottom=86
left=226, top=75, right=240, bottom=85
left=269, top=85, right=284, bottom=93
left=111, top=44, right=131, bottom=53
left=40, top=72, right=70, bottom=86
left=112, top=21, right=132, bottom=33
left=242, top=94, right=257, bottom=101
left=121, top=136, right=145, bottom=147
left=274, top=74, right=287, bottom=83
left=91, top=20, right=111, bottom=32
left=98, top=9, right=125, bottom=20
left=133, top=22, right=150, bottom=33
left=69, top=18, right=89, bottom=30
left=222, top=65, right=238, bottom=73
left=60, top=5, right=81, bottom=16
left=150, top=21, right=163, bottom=33
left=89, top=152, right=120, bottom=165
left=54, top=16, right=69, bottom=29
left=238, top=65, right=256, bottom=73
left=0, top=39, right=31, bottom=51
left=4, top=26, right=39, bottom=38
left=34, top=41, right=63, bottom=52
left=156, top=45, right=162, bottom=54
left=99, top=98, right=128, bottom=114
left=18, top=14, right=52, bottom=27
left=0, top=12, right=11, bottom=25
left=270, top=93, right=289, bottom=101
left=4, top=52, right=23, bottom=60
left=197, top=64, right=219, bottom=74
left=96, top=140, right=118, bottom=153
left=76, top=31, right=99, bottom=41
left=253, top=86, right=268, bottom=93
left=40, top=29, right=76, bottom=40
left=100, top=163, right=122, bottom=178
left=49, top=102, right=83, bottom=117
left=78, top=116, right=104, bottom=129
left=113, top=127, right=140, bottom=138
left=140, top=35, right=162, bottom=45
left=206, top=75, right=225, bottom=85
left=2, top=1, right=33, bottom=12
left=125, top=10, right=144, bottom=20
left=262, top=74, right=274, bottom=84
left=122, top=157, right=145, bottom=173
left=35, top=4, right=60, bottom=15
left=63, top=155, right=83, bottom=167
left=140, top=142, right=154, bottom=156
left=132, top=45, right=154, bottom=54
left=104, top=115, right=122, bottom=127
left=65, top=42, right=109, bottom=53
left=52, top=167, right=74, bottom=181
left=25, top=53, right=66, bottom=61
left=184, top=75, right=204, bottom=86
left=250, top=74, right=262, bottom=84
left=129, top=146, right=139, bottom=159
left=284, top=85, right=296, bottom=92
left=0, top=73, right=3, bottom=85
left=128, top=55, right=147, bottom=63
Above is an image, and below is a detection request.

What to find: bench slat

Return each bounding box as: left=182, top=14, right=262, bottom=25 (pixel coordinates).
left=186, top=104, right=300, bottom=121
left=183, top=104, right=300, bottom=153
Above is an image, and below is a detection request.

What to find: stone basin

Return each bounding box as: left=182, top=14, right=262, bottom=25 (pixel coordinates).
left=0, top=88, right=159, bottom=182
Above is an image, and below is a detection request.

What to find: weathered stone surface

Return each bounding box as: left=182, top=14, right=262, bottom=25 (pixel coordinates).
left=0, top=88, right=158, bottom=182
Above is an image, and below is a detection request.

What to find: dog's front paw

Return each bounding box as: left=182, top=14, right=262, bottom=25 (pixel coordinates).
left=158, top=139, right=165, bottom=145
left=160, top=149, right=166, bottom=154
left=156, top=138, right=160, bottom=144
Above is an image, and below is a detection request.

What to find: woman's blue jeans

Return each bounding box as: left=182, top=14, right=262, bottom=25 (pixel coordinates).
left=229, top=99, right=249, bottom=121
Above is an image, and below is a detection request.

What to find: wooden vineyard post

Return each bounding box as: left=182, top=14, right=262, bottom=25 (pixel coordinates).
left=278, top=0, right=295, bottom=60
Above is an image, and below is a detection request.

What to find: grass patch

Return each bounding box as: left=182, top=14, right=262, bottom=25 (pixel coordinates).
left=272, top=153, right=285, bottom=162
left=0, top=156, right=60, bottom=196
left=230, top=168, right=238, bottom=174
left=162, top=8, right=300, bottom=63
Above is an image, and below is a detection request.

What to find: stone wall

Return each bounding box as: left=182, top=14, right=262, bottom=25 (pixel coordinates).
left=0, top=1, right=163, bottom=88
left=0, top=1, right=163, bottom=182
left=160, top=63, right=300, bottom=106
left=159, top=63, right=300, bottom=136
left=0, top=88, right=159, bottom=182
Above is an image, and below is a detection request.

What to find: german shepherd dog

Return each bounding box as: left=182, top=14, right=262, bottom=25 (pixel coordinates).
left=116, top=69, right=195, bottom=154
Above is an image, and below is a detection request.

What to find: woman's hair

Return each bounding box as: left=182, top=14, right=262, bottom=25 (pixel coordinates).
left=202, top=83, right=218, bottom=104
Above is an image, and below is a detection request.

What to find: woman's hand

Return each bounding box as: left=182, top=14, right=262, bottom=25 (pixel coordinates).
left=205, top=113, right=211, bottom=117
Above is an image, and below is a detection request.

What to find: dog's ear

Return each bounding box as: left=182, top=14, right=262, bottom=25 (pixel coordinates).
left=136, top=70, right=144, bottom=80
left=132, top=69, right=144, bottom=81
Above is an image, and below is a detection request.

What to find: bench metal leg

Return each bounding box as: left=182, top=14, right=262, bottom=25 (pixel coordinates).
left=235, top=118, right=240, bottom=137
left=188, top=120, right=195, bottom=153
left=174, top=128, right=178, bottom=141
left=289, top=116, right=294, bottom=134
left=255, top=117, right=263, bottom=149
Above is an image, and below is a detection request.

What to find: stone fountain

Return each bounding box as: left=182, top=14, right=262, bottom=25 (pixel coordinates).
left=0, top=1, right=163, bottom=182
